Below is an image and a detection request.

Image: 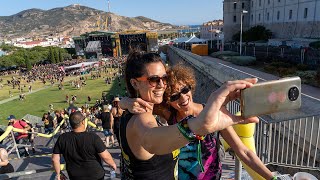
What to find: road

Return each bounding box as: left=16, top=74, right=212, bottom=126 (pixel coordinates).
left=201, top=56, right=320, bottom=101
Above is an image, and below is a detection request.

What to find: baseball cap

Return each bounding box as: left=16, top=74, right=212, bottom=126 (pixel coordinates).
left=113, top=97, right=120, bottom=102
left=7, top=115, right=16, bottom=120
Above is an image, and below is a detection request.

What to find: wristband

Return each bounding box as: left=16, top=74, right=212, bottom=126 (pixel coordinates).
left=177, top=115, right=205, bottom=142
left=177, top=115, right=205, bottom=172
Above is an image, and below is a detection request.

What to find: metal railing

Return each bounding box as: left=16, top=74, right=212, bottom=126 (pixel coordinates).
left=226, top=101, right=320, bottom=172
left=0, top=118, right=102, bottom=159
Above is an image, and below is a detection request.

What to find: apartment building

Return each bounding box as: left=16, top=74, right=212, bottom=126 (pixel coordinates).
left=200, top=20, right=224, bottom=40
left=223, top=0, right=320, bottom=41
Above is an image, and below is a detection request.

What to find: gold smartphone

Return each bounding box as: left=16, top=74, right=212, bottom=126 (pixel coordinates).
left=240, top=77, right=301, bottom=118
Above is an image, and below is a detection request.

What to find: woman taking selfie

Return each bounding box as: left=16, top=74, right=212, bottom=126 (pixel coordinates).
left=161, top=65, right=272, bottom=179
left=120, top=50, right=259, bottom=179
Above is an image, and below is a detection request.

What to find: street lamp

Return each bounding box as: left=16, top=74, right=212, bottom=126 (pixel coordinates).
left=210, top=23, right=213, bottom=48
left=240, top=10, right=248, bottom=56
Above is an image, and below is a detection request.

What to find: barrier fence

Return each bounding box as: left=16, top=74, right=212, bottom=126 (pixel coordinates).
left=0, top=117, right=103, bottom=160
left=225, top=44, right=320, bottom=66
left=0, top=117, right=104, bottom=179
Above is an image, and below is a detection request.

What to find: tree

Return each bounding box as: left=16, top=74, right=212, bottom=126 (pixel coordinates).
left=54, top=48, right=59, bottom=63
left=59, top=49, right=64, bottom=62
left=48, top=47, right=56, bottom=64
left=25, top=55, right=32, bottom=71
left=232, top=25, right=273, bottom=42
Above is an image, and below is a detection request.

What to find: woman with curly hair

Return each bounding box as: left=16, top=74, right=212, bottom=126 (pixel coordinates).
left=121, top=64, right=273, bottom=180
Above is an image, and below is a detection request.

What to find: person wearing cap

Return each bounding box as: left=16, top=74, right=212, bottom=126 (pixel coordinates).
left=111, top=97, right=123, bottom=146
left=7, top=115, right=31, bottom=157
left=52, top=111, right=116, bottom=180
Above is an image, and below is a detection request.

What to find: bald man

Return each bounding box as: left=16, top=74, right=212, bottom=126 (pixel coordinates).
left=0, top=148, right=14, bottom=174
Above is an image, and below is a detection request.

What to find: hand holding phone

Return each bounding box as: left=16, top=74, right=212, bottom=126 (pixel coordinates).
left=240, top=77, right=301, bottom=119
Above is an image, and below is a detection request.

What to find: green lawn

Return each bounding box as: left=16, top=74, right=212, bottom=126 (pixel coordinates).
left=0, top=71, right=126, bottom=125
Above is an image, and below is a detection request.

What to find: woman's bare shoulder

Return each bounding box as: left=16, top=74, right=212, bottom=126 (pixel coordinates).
left=131, top=113, right=158, bottom=128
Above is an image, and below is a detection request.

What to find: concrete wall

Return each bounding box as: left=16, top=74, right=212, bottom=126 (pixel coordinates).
left=167, top=47, right=219, bottom=103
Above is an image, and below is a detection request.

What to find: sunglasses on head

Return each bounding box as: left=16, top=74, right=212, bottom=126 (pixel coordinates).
left=136, top=75, right=168, bottom=87
left=170, top=85, right=191, bottom=102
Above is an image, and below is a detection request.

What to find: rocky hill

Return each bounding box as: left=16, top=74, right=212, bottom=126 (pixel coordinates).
left=0, top=4, right=176, bottom=38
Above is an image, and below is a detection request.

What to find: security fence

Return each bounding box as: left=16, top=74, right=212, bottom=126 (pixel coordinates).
left=225, top=44, right=320, bottom=67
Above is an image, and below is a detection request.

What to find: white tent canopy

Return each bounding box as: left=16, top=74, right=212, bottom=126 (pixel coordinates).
left=64, top=62, right=97, bottom=70
left=174, top=37, right=189, bottom=43
left=185, top=35, right=206, bottom=44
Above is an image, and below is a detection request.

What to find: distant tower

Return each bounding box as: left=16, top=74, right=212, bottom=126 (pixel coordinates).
left=106, top=0, right=112, bottom=31
left=108, top=0, right=110, bottom=12
left=223, top=0, right=251, bottom=42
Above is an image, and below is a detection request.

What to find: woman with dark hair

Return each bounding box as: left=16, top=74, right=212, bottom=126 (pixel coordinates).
left=120, top=50, right=259, bottom=179
left=42, top=113, right=54, bottom=134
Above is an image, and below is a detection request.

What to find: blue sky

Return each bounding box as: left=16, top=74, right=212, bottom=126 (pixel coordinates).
left=0, top=0, right=223, bottom=25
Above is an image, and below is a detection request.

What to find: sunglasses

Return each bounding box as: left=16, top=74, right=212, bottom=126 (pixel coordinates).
left=170, top=85, right=191, bottom=102
left=136, top=75, right=168, bottom=87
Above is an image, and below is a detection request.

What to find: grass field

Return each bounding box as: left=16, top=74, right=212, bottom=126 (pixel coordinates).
left=0, top=69, right=126, bottom=125
left=0, top=75, right=50, bottom=101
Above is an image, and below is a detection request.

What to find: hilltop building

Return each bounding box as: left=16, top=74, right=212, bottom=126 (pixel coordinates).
left=200, top=20, right=224, bottom=40
left=223, top=0, right=320, bottom=41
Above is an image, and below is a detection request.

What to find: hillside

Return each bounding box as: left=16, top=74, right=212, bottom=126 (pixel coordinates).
left=0, top=4, right=176, bottom=38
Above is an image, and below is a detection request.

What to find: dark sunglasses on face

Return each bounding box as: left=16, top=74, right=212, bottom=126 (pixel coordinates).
left=170, top=85, right=191, bottom=102
left=136, top=75, right=168, bottom=87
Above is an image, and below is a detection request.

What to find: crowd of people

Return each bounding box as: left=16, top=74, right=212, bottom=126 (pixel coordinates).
left=0, top=52, right=279, bottom=180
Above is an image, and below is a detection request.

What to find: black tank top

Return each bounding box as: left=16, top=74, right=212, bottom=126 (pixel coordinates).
left=120, top=112, right=178, bottom=180
left=114, top=116, right=120, bottom=128
left=113, top=108, right=122, bottom=128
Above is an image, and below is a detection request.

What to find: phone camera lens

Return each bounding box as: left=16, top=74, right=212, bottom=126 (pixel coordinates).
left=288, top=87, right=299, bottom=101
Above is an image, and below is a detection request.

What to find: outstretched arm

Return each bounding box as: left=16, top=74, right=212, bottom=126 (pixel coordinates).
left=189, top=78, right=259, bottom=136
left=134, top=78, right=260, bottom=155
left=221, top=126, right=273, bottom=180
left=119, top=97, right=153, bottom=114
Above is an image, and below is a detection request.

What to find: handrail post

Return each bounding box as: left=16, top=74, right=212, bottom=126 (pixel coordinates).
left=11, top=131, right=20, bottom=159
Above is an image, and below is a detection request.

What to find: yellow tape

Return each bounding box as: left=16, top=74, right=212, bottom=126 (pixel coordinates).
left=0, top=126, right=13, bottom=142
left=88, top=120, right=103, bottom=131
left=14, top=119, right=67, bottom=138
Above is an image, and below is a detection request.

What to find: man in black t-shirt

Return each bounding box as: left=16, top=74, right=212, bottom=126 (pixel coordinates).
left=52, top=111, right=116, bottom=180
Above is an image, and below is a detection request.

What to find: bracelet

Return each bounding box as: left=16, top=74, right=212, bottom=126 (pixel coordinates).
left=177, top=115, right=205, bottom=172
left=177, top=115, right=204, bottom=142
left=271, top=176, right=277, bottom=180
